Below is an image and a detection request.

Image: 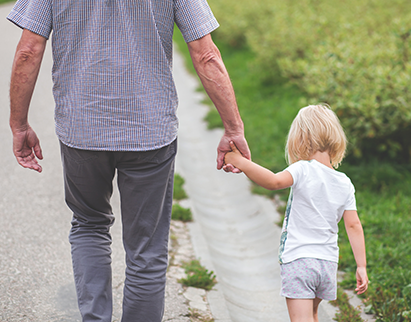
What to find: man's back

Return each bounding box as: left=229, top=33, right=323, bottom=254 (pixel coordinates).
left=8, top=0, right=218, bottom=151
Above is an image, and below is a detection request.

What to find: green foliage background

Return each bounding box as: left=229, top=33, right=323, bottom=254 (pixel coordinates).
left=209, top=0, right=411, bottom=162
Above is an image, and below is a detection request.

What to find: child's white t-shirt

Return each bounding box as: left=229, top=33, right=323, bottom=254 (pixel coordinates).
left=278, top=159, right=356, bottom=264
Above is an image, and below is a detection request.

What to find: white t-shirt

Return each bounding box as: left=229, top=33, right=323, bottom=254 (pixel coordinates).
left=278, top=160, right=356, bottom=264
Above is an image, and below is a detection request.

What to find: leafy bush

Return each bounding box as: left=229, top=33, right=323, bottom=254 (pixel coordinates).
left=171, top=204, right=193, bottom=222
left=179, top=260, right=217, bottom=291
left=209, top=0, right=411, bottom=161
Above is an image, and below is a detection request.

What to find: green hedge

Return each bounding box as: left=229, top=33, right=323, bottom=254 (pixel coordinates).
left=209, top=0, right=411, bottom=162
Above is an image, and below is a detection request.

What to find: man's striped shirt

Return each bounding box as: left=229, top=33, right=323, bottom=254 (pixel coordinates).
left=8, top=0, right=219, bottom=151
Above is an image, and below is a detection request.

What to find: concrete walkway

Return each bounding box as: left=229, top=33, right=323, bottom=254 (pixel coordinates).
left=0, top=1, right=338, bottom=321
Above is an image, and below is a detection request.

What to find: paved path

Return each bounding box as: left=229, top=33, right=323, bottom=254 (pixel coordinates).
left=0, top=1, right=338, bottom=321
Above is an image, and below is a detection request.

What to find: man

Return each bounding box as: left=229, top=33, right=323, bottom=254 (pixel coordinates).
left=8, top=0, right=250, bottom=321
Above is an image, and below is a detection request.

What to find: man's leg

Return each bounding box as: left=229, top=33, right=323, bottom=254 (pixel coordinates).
left=116, top=140, right=176, bottom=322
left=60, top=142, right=116, bottom=322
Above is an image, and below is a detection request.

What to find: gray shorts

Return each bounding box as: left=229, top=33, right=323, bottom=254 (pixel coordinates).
left=280, top=258, right=338, bottom=300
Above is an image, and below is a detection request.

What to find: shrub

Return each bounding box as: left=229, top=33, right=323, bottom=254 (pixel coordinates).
left=209, top=0, right=411, bottom=162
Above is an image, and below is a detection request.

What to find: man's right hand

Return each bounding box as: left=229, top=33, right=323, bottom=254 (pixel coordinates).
left=12, top=125, right=43, bottom=173
left=9, top=29, right=47, bottom=173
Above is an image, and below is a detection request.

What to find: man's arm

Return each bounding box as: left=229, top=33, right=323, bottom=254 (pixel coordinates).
left=10, top=29, right=47, bottom=173
left=187, top=34, right=250, bottom=171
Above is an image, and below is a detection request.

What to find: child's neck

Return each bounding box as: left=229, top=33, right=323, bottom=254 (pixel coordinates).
left=310, top=151, right=333, bottom=169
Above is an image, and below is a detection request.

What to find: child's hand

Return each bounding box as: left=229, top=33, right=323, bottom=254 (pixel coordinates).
left=224, top=141, right=244, bottom=170
left=355, top=267, right=368, bottom=295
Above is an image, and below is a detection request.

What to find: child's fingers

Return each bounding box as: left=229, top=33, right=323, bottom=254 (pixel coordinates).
left=229, top=141, right=238, bottom=152
left=355, top=278, right=368, bottom=294
left=355, top=284, right=367, bottom=294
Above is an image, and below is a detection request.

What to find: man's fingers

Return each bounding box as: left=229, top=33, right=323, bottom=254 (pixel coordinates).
left=18, top=156, right=42, bottom=173
left=223, top=164, right=242, bottom=174
left=217, top=151, right=225, bottom=170
left=223, top=164, right=234, bottom=172
left=16, top=148, right=43, bottom=172
left=34, top=142, right=43, bottom=160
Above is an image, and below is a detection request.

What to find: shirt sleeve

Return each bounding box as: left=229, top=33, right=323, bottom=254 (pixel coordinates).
left=7, top=0, right=52, bottom=39
left=345, top=182, right=357, bottom=211
left=174, top=0, right=219, bottom=43
left=284, top=161, right=304, bottom=189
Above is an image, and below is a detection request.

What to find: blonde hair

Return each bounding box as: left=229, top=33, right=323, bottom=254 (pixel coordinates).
left=286, top=104, right=347, bottom=168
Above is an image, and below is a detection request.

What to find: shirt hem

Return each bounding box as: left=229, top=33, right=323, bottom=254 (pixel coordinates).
left=280, top=254, right=338, bottom=265
left=57, top=135, right=178, bottom=152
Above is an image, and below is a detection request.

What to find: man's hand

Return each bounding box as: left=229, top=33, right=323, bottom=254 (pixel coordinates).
left=12, top=125, right=43, bottom=173
left=217, top=132, right=250, bottom=173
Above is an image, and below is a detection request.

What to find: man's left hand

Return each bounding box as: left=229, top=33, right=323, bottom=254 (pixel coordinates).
left=217, top=132, right=250, bottom=173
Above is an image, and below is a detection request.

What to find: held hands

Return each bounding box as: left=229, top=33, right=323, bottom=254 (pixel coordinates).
left=217, top=132, right=250, bottom=173
left=355, top=267, right=369, bottom=295
left=12, top=125, right=43, bottom=173
left=223, top=141, right=246, bottom=172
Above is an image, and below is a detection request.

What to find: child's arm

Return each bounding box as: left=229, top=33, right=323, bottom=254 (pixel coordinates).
left=343, top=210, right=368, bottom=295
left=224, top=141, right=293, bottom=190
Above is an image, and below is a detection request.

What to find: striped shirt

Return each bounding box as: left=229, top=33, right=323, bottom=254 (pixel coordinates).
left=7, top=0, right=219, bottom=151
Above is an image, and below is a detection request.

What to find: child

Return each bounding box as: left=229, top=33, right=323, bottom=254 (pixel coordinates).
left=224, top=104, right=368, bottom=322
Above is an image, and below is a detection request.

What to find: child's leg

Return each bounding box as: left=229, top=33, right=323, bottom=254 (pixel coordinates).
left=313, top=297, right=322, bottom=322
left=286, top=297, right=322, bottom=322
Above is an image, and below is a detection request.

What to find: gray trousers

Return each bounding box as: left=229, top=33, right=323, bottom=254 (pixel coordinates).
left=60, top=140, right=176, bottom=322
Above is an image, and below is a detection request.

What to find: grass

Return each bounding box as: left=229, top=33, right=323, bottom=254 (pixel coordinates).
left=330, top=288, right=363, bottom=322
left=185, top=308, right=215, bottom=322
left=179, top=260, right=217, bottom=291
left=173, top=173, right=188, bottom=201
left=172, top=173, right=192, bottom=222
left=171, top=204, right=193, bottom=222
